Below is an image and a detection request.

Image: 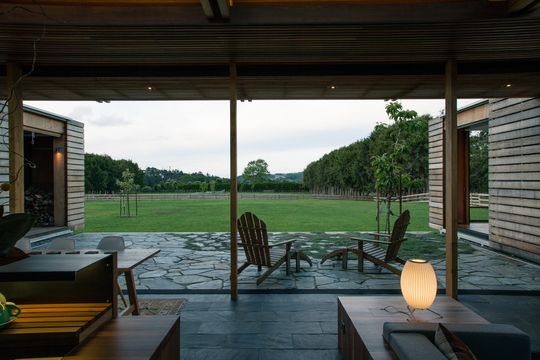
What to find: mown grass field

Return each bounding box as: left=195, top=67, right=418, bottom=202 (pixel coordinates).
left=83, top=199, right=488, bottom=232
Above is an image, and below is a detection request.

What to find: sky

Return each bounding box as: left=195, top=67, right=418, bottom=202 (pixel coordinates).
left=26, top=99, right=479, bottom=178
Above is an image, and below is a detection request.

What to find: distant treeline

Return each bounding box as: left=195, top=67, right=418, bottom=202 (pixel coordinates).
left=84, top=154, right=305, bottom=193
left=303, top=114, right=431, bottom=196
left=469, top=130, right=488, bottom=193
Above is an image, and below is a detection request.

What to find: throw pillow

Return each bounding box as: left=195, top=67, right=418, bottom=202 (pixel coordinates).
left=434, top=323, right=477, bottom=360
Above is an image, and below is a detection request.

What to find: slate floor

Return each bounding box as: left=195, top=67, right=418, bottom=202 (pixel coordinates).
left=140, top=293, right=540, bottom=360
left=172, top=293, right=341, bottom=360
left=62, top=232, right=540, bottom=291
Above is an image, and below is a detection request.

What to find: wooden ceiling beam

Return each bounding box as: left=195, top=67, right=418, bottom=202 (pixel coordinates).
left=0, top=0, right=199, bottom=5
left=200, top=0, right=230, bottom=21
left=508, top=0, right=540, bottom=12
left=0, top=0, right=472, bottom=4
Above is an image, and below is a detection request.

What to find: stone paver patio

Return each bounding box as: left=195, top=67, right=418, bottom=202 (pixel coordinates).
left=58, top=232, right=540, bottom=291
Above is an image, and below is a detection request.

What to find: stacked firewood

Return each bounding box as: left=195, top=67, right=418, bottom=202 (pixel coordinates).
left=25, top=187, right=54, bottom=226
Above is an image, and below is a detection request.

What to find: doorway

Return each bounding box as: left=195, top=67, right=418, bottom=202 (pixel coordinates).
left=24, top=130, right=66, bottom=227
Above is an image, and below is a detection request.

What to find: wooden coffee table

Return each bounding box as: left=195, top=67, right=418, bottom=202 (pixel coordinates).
left=338, top=296, right=489, bottom=360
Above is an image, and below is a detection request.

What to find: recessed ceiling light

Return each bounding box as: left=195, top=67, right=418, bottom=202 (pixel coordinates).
left=147, top=86, right=153, bottom=90
left=330, top=85, right=336, bottom=90
left=506, top=84, right=512, bottom=88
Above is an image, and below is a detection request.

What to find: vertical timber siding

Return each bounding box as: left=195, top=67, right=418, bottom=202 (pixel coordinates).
left=488, top=98, right=540, bottom=263
left=66, top=120, right=85, bottom=229
left=429, top=117, right=444, bottom=229
left=0, top=106, right=9, bottom=214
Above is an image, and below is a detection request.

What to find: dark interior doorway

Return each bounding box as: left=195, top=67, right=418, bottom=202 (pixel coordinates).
left=24, top=131, right=56, bottom=226
left=457, top=122, right=489, bottom=237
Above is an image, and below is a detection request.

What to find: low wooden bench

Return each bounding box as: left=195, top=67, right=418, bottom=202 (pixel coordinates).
left=0, top=303, right=112, bottom=359
left=64, top=316, right=180, bottom=360
left=14, top=316, right=180, bottom=360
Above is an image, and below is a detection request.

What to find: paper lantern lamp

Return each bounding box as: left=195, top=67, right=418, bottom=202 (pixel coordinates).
left=400, top=259, right=438, bottom=310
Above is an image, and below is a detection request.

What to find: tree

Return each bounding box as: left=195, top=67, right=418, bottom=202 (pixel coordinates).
left=469, top=130, right=488, bottom=193
left=242, top=159, right=270, bottom=190
left=200, top=181, right=208, bottom=192
left=117, top=168, right=138, bottom=217
left=85, top=153, right=144, bottom=193
left=209, top=180, right=216, bottom=192
left=371, top=101, right=420, bottom=232
left=303, top=103, right=430, bottom=198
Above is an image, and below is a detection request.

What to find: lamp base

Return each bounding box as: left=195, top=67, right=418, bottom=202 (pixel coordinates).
left=381, top=305, right=443, bottom=322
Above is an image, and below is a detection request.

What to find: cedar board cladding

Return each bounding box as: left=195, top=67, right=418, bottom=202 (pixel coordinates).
left=428, top=116, right=444, bottom=229
left=488, top=98, right=540, bottom=263
left=66, top=120, right=85, bottom=230
left=429, top=98, right=540, bottom=263
left=1, top=105, right=85, bottom=229
left=0, top=106, right=9, bottom=214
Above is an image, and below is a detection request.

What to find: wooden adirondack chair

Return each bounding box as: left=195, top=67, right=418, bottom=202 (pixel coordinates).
left=350, top=209, right=410, bottom=275
left=237, top=212, right=294, bottom=285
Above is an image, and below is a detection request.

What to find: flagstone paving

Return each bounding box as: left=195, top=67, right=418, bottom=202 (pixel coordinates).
left=61, top=232, right=540, bottom=291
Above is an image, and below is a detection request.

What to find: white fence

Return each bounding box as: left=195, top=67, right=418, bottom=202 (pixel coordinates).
left=85, top=193, right=376, bottom=201
left=85, top=191, right=489, bottom=205
left=86, top=192, right=421, bottom=202
left=470, top=193, right=489, bottom=208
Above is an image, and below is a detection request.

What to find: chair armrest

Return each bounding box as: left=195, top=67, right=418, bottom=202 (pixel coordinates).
left=365, top=232, right=391, bottom=238
left=350, top=237, right=407, bottom=245
left=351, top=237, right=391, bottom=245
left=269, top=239, right=295, bottom=248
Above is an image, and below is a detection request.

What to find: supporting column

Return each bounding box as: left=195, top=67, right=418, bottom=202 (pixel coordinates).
left=229, top=63, right=238, bottom=301
left=444, top=60, right=458, bottom=299
left=7, top=63, right=24, bottom=214
left=53, top=134, right=67, bottom=226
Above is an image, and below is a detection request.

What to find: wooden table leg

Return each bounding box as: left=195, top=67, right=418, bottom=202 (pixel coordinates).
left=124, top=269, right=140, bottom=315
left=295, top=251, right=301, bottom=272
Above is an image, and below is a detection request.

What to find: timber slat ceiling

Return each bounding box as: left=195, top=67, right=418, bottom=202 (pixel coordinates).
left=0, top=1, right=539, bottom=100
left=1, top=20, right=540, bottom=65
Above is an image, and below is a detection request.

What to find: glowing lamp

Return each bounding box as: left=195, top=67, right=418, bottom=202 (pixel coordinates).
left=400, top=259, right=437, bottom=310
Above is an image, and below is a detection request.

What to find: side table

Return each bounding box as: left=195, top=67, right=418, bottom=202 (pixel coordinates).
left=338, top=296, right=489, bottom=360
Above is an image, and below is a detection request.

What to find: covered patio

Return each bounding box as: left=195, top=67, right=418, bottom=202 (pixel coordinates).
left=1, top=1, right=540, bottom=359
left=2, top=0, right=540, bottom=300
left=50, top=231, right=540, bottom=292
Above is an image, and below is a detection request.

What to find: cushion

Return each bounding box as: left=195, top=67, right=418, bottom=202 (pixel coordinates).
left=387, top=333, right=448, bottom=360
left=383, top=322, right=531, bottom=360
left=434, top=323, right=477, bottom=360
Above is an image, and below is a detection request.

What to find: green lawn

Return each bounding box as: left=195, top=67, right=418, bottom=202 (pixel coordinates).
left=470, top=207, right=489, bottom=221
left=84, top=199, right=431, bottom=232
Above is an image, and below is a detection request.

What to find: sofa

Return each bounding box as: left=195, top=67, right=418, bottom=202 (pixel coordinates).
left=383, top=322, right=531, bottom=360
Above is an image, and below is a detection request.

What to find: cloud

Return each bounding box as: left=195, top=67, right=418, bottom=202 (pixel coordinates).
left=26, top=98, right=481, bottom=177
left=67, top=106, right=132, bottom=127
left=89, top=114, right=132, bottom=126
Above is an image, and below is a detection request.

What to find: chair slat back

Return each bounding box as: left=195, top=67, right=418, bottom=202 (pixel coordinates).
left=47, top=238, right=75, bottom=250
left=385, top=210, right=410, bottom=262
left=97, top=236, right=126, bottom=251
left=238, top=212, right=272, bottom=267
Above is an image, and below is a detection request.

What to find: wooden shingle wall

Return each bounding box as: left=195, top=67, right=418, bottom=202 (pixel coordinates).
left=429, top=116, right=444, bottom=229
left=488, top=98, right=540, bottom=263
left=0, top=106, right=9, bottom=214
left=66, top=120, right=85, bottom=229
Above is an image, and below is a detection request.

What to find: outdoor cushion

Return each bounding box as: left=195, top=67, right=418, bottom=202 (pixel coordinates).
left=387, top=333, right=447, bottom=360
left=383, top=322, right=531, bottom=360
left=434, top=323, right=477, bottom=360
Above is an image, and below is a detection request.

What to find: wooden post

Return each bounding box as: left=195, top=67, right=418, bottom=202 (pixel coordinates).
left=53, top=135, right=66, bottom=226
left=444, top=60, right=458, bottom=299
left=7, top=63, right=24, bottom=214
left=229, top=63, right=238, bottom=301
